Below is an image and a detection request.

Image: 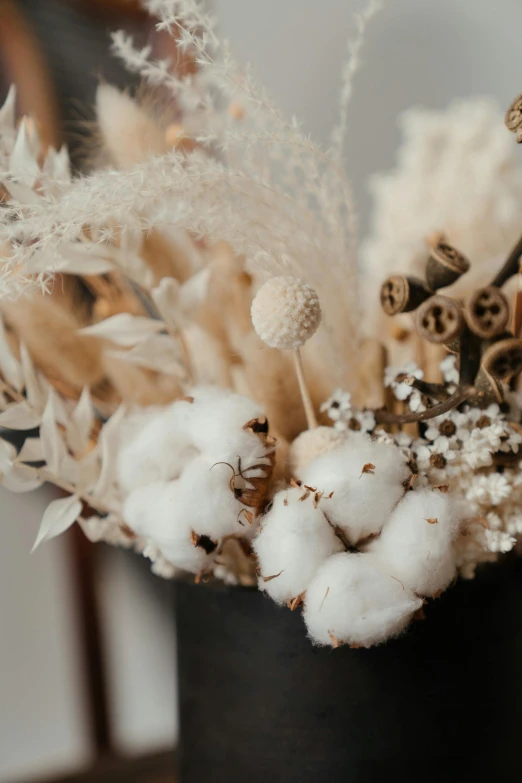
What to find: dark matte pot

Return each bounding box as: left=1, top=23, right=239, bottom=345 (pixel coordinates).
left=174, top=556, right=522, bottom=783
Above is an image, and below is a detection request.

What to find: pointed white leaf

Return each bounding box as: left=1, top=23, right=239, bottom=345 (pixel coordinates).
left=0, top=85, right=16, bottom=134
left=32, top=495, right=82, bottom=551
left=0, top=438, right=16, bottom=473
left=20, top=343, right=45, bottom=411
left=0, top=402, right=41, bottom=430
left=0, top=316, right=23, bottom=391
left=79, top=314, right=165, bottom=346
left=40, top=390, right=67, bottom=473
left=57, top=243, right=115, bottom=275
left=108, top=334, right=185, bottom=377
left=1, top=179, right=42, bottom=206
left=42, top=145, right=70, bottom=183
left=151, top=277, right=182, bottom=328
left=95, top=405, right=126, bottom=497
left=9, top=118, right=40, bottom=187
left=179, top=267, right=211, bottom=314
left=67, top=387, right=94, bottom=454
left=3, top=464, right=42, bottom=493
left=16, top=437, right=44, bottom=463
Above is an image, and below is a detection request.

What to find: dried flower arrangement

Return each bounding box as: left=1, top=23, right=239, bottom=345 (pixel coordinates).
left=2, top=0, right=522, bottom=651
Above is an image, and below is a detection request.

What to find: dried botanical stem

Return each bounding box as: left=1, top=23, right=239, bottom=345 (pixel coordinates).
left=374, top=386, right=473, bottom=425
left=293, top=348, right=317, bottom=430
left=492, top=230, right=522, bottom=288
left=458, top=327, right=482, bottom=387
left=404, top=376, right=450, bottom=401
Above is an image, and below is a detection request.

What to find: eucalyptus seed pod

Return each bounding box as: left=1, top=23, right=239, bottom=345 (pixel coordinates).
left=380, top=275, right=431, bottom=316
left=425, top=242, right=470, bottom=291
left=466, top=286, right=510, bottom=339
left=481, top=337, right=522, bottom=380
left=468, top=368, right=504, bottom=408
left=416, top=295, right=464, bottom=345
left=505, top=94, right=522, bottom=138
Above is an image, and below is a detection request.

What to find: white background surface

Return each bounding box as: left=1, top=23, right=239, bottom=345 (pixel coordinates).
left=1, top=1, right=521, bottom=779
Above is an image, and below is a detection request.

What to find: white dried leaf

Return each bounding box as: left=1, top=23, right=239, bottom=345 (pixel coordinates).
left=67, top=387, right=94, bottom=454
left=40, top=391, right=67, bottom=473
left=95, top=404, right=126, bottom=498
left=108, top=334, right=185, bottom=377
left=3, top=464, right=42, bottom=493
left=2, top=180, right=42, bottom=206
left=20, top=343, right=45, bottom=410
left=16, top=437, right=44, bottom=463
left=0, top=402, right=41, bottom=430
left=151, top=277, right=182, bottom=329
left=79, top=314, right=165, bottom=346
left=57, top=243, right=115, bottom=275
left=0, top=316, right=23, bottom=391
left=0, top=85, right=16, bottom=135
left=9, top=118, right=40, bottom=188
left=31, top=494, right=82, bottom=551
left=179, top=267, right=211, bottom=313
left=0, top=438, right=16, bottom=473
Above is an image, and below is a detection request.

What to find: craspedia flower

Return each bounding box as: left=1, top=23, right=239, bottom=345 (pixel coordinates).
left=251, top=276, right=321, bottom=350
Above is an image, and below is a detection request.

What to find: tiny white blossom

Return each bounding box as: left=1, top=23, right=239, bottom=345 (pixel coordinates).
left=384, top=362, right=423, bottom=401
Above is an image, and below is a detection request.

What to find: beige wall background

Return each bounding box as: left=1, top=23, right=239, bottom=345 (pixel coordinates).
left=1, top=1, right=521, bottom=779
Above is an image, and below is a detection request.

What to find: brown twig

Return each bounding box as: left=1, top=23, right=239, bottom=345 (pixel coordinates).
left=374, top=386, right=473, bottom=425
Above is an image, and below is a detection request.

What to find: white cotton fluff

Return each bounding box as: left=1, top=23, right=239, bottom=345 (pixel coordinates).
left=371, top=489, right=461, bottom=597
left=123, top=481, right=212, bottom=573
left=304, top=552, right=422, bottom=647
left=253, top=487, right=343, bottom=604
left=116, top=402, right=197, bottom=494
left=116, top=389, right=268, bottom=497
left=175, top=455, right=251, bottom=539
left=301, top=432, right=409, bottom=545
left=181, top=388, right=267, bottom=463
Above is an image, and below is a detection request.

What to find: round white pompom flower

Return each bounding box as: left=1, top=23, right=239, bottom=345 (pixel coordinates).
left=304, top=552, right=422, bottom=648
left=371, top=488, right=461, bottom=597
left=288, top=426, right=346, bottom=476
left=253, top=487, right=343, bottom=604
left=251, top=276, right=321, bottom=350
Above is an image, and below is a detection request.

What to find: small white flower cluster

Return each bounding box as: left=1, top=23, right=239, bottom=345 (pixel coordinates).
left=117, top=387, right=274, bottom=577
left=254, top=432, right=461, bottom=648
left=320, top=390, right=376, bottom=434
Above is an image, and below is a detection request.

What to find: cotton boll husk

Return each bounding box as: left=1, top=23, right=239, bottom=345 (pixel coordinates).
left=371, top=489, right=461, bottom=597
left=123, top=481, right=212, bottom=573
left=304, top=552, right=422, bottom=647
left=96, top=85, right=167, bottom=168
left=253, top=487, right=343, bottom=604
left=116, top=406, right=197, bottom=494
left=301, top=433, right=409, bottom=545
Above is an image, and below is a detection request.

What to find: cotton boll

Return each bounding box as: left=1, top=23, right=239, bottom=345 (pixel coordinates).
left=116, top=406, right=196, bottom=494
left=253, top=488, right=343, bottom=604
left=301, top=432, right=409, bottom=545
left=176, top=455, right=251, bottom=539
left=371, top=489, right=461, bottom=597
left=123, top=481, right=212, bottom=573
left=304, top=552, right=422, bottom=647
left=182, top=388, right=268, bottom=463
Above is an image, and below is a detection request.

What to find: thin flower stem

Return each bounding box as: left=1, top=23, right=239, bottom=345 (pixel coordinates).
left=374, top=386, right=473, bottom=425
left=293, top=348, right=317, bottom=430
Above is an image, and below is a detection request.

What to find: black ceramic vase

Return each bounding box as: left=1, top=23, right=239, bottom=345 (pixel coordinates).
left=174, top=556, right=522, bottom=783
